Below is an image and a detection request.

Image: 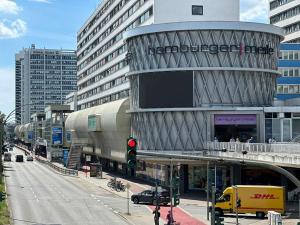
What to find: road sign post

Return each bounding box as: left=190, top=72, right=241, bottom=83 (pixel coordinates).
left=126, top=183, right=130, bottom=215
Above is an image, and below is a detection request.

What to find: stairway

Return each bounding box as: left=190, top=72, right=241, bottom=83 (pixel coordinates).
left=66, top=145, right=82, bottom=169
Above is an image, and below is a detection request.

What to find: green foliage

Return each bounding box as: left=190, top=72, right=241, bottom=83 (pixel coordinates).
left=0, top=178, right=10, bottom=225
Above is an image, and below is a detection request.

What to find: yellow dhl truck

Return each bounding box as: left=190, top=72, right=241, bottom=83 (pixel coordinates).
left=214, top=185, right=285, bottom=218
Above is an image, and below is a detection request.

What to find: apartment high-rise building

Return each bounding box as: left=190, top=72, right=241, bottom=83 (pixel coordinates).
left=269, top=0, right=300, bottom=42
left=76, top=0, right=240, bottom=110
left=15, top=44, right=77, bottom=124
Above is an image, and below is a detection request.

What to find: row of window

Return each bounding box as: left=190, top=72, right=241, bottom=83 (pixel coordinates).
left=30, top=71, right=76, bottom=75
left=279, top=50, right=300, bottom=60
left=77, top=6, right=153, bottom=66
left=78, top=89, right=129, bottom=110
left=78, top=44, right=126, bottom=72
left=30, top=65, right=77, bottom=70
left=30, top=54, right=76, bottom=60
left=78, top=60, right=128, bottom=90
left=285, top=21, right=300, bottom=35
left=279, top=68, right=300, bottom=77
left=78, top=0, right=131, bottom=50
left=77, top=75, right=127, bottom=101
left=78, top=0, right=148, bottom=54
left=277, top=84, right=300, bottom=94
left=78, top=7, right=152, bottom=83
left=270, top=0, right=295, bottom=10
left=270, top=5, right=300, bottom=24
left=78, top=0, right=115, bottom=42
left=30, top=60, right=76, bottom=65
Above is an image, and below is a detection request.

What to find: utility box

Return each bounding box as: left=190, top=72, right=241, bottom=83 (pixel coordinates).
left=268, top=211, right=282, bottom=225
left=90, top=163, right=102, bottom=178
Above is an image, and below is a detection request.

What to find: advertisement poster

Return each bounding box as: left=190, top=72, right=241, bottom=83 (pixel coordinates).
left=63, top=149, right=69, bottom=167
left=27, top=131, right=33, bottom=140
left=52, top=127, right=63, bottom=145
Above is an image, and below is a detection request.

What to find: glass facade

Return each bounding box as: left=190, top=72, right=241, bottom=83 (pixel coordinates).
left=277, top=43, right=300, bottom=100
left=265, top=112, right=300, bottom=142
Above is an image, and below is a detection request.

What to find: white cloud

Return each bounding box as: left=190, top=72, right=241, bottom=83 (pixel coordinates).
left=0, top=68, right=15, bottom=116
left=241, top=0, right=269, bottom=23
left=0, top=0, right=22, bottom=14
left=0, top=19, right=26, bottom=39
left=29, top=0, right=51, bottom=3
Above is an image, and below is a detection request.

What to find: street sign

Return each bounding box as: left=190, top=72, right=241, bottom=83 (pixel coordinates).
left=86, top=155, right=91, bottom=162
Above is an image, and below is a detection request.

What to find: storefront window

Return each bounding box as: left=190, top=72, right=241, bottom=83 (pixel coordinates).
left=272, top=119, right=281, bottom=142
left=188, top=166, right=207, bottom=190
left=292, top=119, right=300, bottom=138
left=283, top=119, right=291, bottom=141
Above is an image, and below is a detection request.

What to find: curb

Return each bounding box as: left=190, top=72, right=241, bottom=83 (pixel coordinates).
left=3, top=174, right=13, bottom=225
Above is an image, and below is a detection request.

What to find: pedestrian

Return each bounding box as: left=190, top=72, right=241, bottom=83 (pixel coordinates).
left=166, top=210, right=172, bottom=225
left=153, top=206, right=160, bottom=225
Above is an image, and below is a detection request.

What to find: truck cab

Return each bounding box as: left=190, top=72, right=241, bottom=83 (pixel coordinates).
left=215, top=187, right=233, bottom=215
left=214, top=185, right=285, bottom=218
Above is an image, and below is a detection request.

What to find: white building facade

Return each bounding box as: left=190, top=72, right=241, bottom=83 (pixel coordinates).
left=270, top=0, right=300, bottom=42
left=76, top=0, right=239, bottom=110
left=15, top=45, right=77, bottom=124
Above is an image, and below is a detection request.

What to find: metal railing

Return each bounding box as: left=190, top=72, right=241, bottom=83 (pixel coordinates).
left=207, top=142, right=300, bottom=154
left=35, top=157, right=78, bottom=176
left=16, top=145, right=78, bottom=176
left=206, top=142, right=300, bottom=166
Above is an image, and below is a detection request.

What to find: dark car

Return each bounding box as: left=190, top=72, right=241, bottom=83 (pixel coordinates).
left=131, top=189, right=170, bottom=205
left=16, top=155, right=24, bottom=162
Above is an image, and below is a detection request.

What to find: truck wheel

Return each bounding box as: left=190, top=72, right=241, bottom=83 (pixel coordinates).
left=256, top=212, right=265, bottom=219
left=133, top=197, right=139, bottom=204
left=215, top=208, right=224, bottom=216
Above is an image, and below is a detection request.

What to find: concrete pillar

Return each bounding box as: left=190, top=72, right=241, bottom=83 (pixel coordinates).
left=230, top=164, right=242, bottom=185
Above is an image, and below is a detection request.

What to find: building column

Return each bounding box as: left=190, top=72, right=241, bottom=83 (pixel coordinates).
left=230, top=164, right=242, bottom=185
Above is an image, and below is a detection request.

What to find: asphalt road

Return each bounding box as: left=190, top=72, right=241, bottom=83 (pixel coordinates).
left=4, top=148, right=131, bottom=225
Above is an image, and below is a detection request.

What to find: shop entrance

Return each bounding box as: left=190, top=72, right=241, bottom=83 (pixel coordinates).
left=214, top=114, right=258, bottom=142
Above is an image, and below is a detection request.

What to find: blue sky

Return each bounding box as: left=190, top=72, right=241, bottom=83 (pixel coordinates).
left=0, top=0, right=269, bottom=117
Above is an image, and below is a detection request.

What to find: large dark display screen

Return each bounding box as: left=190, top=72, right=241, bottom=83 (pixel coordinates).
left=139, top=71, right=193, bottom=108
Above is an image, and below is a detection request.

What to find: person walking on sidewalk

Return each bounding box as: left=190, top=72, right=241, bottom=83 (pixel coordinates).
left=153, top=206, right=160, bottom=225
left=166, top=210, right=172, bottom=225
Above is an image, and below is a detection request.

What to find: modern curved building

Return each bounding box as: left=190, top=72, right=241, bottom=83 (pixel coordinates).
left=125, top=22, right=284, bottom=150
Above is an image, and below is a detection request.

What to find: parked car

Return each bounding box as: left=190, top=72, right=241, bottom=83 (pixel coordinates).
left=16, top=155, right=24, bottom=162
left=26, top=155, right=33, bottom=161
left=3, top=152, right=11, bottom=161
left=131, top=189, right=170, bottom=205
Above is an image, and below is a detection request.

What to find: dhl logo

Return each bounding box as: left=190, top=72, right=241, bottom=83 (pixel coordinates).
left=250, top=194, right=279, bottom=199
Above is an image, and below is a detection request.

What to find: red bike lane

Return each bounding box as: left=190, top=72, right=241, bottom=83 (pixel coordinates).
left=128, top=182, right=206, bottom=225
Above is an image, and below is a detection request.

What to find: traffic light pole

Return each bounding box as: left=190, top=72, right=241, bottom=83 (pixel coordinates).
left=234, top=186, right=239, bottom=225
left=170, top=158, right=174, bottom=224
left=211, top=186, right=216, bottom=225
left=206, top=161, right=210, bottom=221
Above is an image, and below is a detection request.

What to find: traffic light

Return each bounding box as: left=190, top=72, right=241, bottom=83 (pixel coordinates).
left=127, top=137, right=137, bottom=168
left=215, top=213, right=224, bottom=225
left=236, top=198, right=241, bottom=208
left=174, top=193, right=180, bottom=206
left=172, top=176, right=180, bottom=206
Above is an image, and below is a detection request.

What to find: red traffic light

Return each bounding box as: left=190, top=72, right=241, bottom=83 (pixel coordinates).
left=128, top=139, right=137, bottom=148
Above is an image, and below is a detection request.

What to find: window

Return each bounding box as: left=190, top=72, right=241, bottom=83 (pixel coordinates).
left=192, top=5, right=203, bottom=15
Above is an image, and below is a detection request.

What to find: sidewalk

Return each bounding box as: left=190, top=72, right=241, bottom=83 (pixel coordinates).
left=77, top=169, right=207, bottom=225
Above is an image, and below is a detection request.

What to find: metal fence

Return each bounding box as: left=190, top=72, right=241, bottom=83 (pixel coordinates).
left=206, top=142, right=300, bottom=166
left=35, top=157, right=78, bottom=176
left=16, top=145, right=78, bottom=176
left=207, top=142, right=300, bottom=154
